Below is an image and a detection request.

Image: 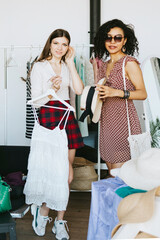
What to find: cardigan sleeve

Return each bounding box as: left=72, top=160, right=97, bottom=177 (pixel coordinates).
left=31, top=62, right=50, bottom=107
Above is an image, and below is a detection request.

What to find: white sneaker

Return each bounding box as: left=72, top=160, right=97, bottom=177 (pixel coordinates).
left=52, top=217, right=69, bottom=240
left=31, top=204, right=52, bottom=236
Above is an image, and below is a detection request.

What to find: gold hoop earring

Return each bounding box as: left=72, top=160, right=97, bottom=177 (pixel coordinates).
left=122, top=45, right=126, bottom=53
left=49, top=48, right=52, bottom=56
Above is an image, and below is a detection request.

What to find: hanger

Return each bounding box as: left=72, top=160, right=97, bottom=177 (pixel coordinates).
left=38, top=45, right=42, bottom=58
left=27, top=89, right=75, bottom=112
left=6, top=45, right=18, bottom=67
left=29, top=45, right=33, bottom=62
left=80, top=44, right=85, bottom=65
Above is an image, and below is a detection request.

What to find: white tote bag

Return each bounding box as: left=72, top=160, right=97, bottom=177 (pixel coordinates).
left=122, top=57, right=152, bottom=159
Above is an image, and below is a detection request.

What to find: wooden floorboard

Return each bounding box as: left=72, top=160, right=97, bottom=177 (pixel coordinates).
left=14, top=192, right=91, bottom=240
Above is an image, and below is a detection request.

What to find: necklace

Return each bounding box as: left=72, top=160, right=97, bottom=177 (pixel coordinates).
left=110, top=55, right=125, bottom=64
left=110, top=59, right=116, bottom=63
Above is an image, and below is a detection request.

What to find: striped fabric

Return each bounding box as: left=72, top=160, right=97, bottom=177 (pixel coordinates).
left=25, top=59, right=39, bottom=139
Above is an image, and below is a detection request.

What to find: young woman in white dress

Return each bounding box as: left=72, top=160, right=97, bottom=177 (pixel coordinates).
left=24, top=29, right=84, bottom=240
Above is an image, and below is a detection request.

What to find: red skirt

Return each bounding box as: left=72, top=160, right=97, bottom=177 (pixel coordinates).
left=39, top=100, right=84, bottom=149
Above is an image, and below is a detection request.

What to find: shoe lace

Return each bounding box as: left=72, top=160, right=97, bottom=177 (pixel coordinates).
left=57, top=220, right=69, bottom=232
left=41, top=217, right=53, bottom=228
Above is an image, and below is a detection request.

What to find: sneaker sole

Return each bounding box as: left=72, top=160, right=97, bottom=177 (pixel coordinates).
left=52, top=226, right=69, bottom=240
left=31, top=204, right=45, bottom=237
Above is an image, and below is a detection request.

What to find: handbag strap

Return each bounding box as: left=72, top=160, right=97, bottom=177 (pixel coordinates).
left=122, top=56, right=131, bottom=136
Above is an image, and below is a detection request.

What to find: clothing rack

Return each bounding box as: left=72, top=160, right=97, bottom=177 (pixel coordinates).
left=1, top=44, right=94, bottom=142
left=1, top=44, right=104, bottom=181
left=0, top=44, right=94, bottom=49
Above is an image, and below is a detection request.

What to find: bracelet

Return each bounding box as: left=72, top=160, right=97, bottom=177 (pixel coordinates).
left=122, top=90, right=130, bottom=99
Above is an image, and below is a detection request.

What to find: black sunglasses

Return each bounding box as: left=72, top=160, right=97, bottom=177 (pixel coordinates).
left=105, top=35, right=124, bottom=43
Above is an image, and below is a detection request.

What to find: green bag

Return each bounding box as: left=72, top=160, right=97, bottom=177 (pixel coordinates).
left=0, top=176, right=12, bottom=213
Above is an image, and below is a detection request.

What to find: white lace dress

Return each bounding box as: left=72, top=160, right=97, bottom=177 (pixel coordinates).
left=23, top=112, right=69, bottom=211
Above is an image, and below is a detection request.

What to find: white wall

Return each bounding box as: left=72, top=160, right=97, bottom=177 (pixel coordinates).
left=0, top=0, right=89, bottom=46
left=1, top=0, right=159, bottom=58
left=101, top=0, right=160, bottom=63
left=0, top=0, right=90, bottom=146
left=101, top=0, right=160, bottom=129
left=0, top=0, right=160, bottom=145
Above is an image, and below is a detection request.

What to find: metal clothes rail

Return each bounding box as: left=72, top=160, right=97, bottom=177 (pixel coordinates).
left=0, top=44, right=94, bottom=49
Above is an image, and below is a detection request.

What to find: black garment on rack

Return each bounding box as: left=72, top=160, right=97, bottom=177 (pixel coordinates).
left=25, top=58, right=39, bottom=139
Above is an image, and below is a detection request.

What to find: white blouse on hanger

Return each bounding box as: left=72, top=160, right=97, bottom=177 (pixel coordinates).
left=31, top=60, right=74, bottom=105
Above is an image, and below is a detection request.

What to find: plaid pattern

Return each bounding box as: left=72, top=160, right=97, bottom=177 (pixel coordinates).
left=39, top=100, right=84, bottom=149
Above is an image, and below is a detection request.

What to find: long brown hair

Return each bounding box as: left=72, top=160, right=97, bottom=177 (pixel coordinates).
left=38, top=29, right=71, bottom=62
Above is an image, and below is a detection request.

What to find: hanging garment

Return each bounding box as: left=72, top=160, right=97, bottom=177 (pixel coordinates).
left=24, top=58, right=38, bottom=139
left=24, top=107, right=70, bottom=211
left=75, top=55, right=89, bottom=137
left=84, top=58, right=94, bottom=86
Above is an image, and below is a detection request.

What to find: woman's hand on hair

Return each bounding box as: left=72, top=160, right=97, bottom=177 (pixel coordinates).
left=65, top=46, right=75, bottom=65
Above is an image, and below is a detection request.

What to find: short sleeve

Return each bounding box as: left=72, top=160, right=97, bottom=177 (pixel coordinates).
left=125, top=56, right=140, bottom=66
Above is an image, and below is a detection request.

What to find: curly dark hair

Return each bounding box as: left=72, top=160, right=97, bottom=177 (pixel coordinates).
left=93, top=19, right=139, bottom=59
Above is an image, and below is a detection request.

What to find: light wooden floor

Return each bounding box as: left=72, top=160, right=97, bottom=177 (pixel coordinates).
left=14, top=192, right=91, bottom=240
